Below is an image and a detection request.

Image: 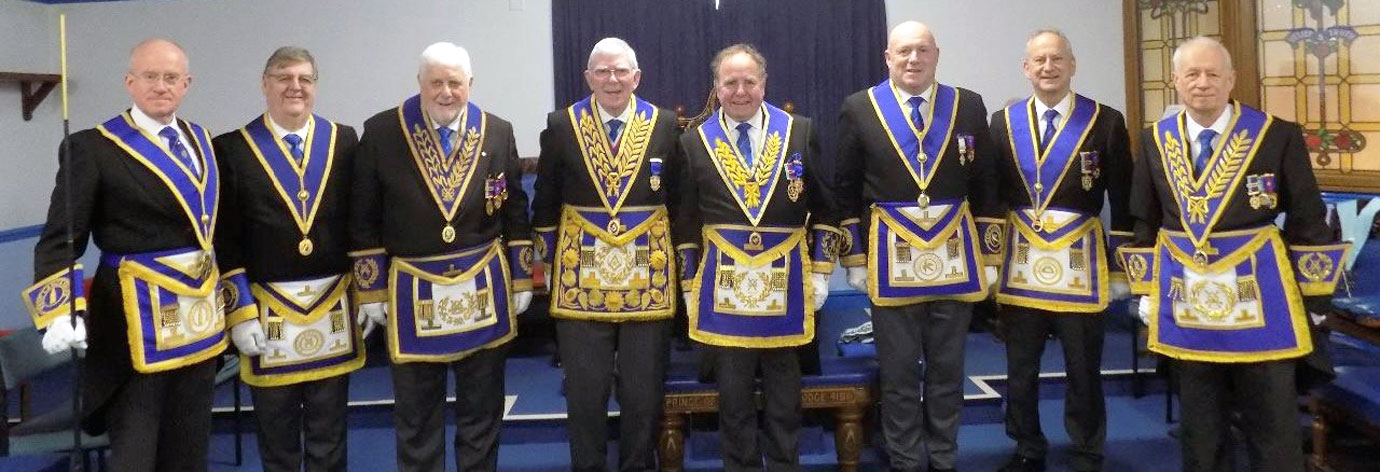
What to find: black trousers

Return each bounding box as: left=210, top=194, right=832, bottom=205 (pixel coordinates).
left=872, top=300, right=972, bottom=471
left=105, top=357, right=217, bottom=472
left=557, top=319, right=670, bottom=472
left=1000, top=306, right=1106, bottom=471
left=390, top=345, right=508, bottom=472
left=251, top=375, right=350, bottom=472
left=1173, top=359, right=1305, bottom=472
left=713, top=346, right=802, bottom=472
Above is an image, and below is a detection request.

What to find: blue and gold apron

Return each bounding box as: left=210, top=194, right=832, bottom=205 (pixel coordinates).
left=688, top=225, right=814, bottom=348
left=549, top=205, right=674, bottom=321
left=993, top=94, right=1112, bottom=311
left=1126, top=103, right=1348, bottom=362
left=242, top=274, right=364, bottom=386
left=387, top=239, right=517, bottom=363
left=104, top=248, right=228, bottom=373
left=93, top=112, right=226, bottom=372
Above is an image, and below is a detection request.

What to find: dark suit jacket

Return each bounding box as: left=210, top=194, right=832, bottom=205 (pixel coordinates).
left=989, top=96, right=1134, bottom=271
left=212, top=118, right=358, bottom=283
left=350, top=106, right=531, bottom=258
left=1129, top=104, right=1336, bottom=389
left=673, top=111, right=838, bottom=247
left=834, top=85, right=1002, bottom=237
left=32, top=116, right=215, bottom=433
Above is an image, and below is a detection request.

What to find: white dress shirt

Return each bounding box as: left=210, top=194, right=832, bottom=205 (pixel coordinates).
left=894, top=83, right=935, bottom=130
left=431, top=107, right=466, bottom=150
left=131, top=104, right=200, bottom=175
left=268, top=115, right=312, bottom=161
left=1185, top=106, right=1233, bottom=159
left=723, top=106, right=766, bottom=161
left=1033, top=92, right=1074, bottom=139
left=599, top=99, right=633, bottom=143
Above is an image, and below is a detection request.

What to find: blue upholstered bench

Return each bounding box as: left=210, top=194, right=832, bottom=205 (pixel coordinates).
left=1310, top=366, right=1380, bottom=470
left=1311, top=196, right=1380, bottom=470
left=658, top=351, right=878, bottom=472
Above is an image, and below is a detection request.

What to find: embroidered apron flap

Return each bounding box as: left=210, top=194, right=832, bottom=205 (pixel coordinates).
left=391, top=242, right=504, bottom=338
left=701, top=226, right=807, bottom=318
left=872, top=200, right=970, bottom=250
left=111, top=248, right=227, bottom=373
left=253, top=274, right=350, bottom=325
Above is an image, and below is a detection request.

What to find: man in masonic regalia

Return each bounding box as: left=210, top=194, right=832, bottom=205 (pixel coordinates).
left=1121, top=36, right=1349, bottom=472
left=349, top=41, right=533, bottom=472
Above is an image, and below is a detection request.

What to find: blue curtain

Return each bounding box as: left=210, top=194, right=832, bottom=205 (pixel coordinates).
left=551, top=0, right=887, bottom=176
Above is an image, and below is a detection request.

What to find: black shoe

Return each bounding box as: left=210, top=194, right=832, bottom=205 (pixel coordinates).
left=998, top=454, right=1046, bottom=472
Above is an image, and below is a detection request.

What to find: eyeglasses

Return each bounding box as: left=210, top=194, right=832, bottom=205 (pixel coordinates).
left=589, top=67, right=635, bottom=79
left=267, top=73, right=317, bottom=87
left=133, top=71, right=188, bottom=86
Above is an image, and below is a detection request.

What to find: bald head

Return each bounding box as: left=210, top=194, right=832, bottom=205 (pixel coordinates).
left=888, top=21, right=935, bottom=50
left=885, top=21, right=940, bottom=95
left=124, top=38, right=191, bottom=124
left=129, top=38, right=188, bottom=72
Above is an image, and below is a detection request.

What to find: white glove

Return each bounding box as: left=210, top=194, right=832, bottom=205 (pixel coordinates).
left=358, top=302, right=388, bottom=333
left=985, top=266, right=1000, bottom=296
left=1137, top=296, right=1151, bottom=326
left=512, top=291, right=533, bottom=315
left=355, top=307, right=378, bottom=338
left=41, top=314, right=87, bottom=354
left=230, top=319, right=267, bottom=357
left=1109, top=280, right=1132, bottom=301
left=682, top=290, right=695, bottom=311
left=811, top=273, right=829, bottom=311
left=1309, top=312, right=1327, bottom=326
left=846, top=266, right=868, bottom=292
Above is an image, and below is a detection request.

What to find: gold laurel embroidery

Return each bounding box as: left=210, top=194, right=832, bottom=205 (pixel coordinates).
left=756, top=132, right=782, bottom=183
left=714, top=139, right=756, bottom=207
left=1162, top=131, right=1193, bottom=202
left=413, top=125, right=477, bottom=203
left=1204, top=129, right=1251, bottom=199
left=577, top=112, right=618, bottom=198
left=611, top=113, right=653, bottom=197
left=1162, top=130, right=1209, bottom=223
left=714, top=131, right=783, bottom=210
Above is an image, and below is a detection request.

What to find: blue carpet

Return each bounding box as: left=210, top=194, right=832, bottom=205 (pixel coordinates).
left=0, top=292, right=1323, bottom=471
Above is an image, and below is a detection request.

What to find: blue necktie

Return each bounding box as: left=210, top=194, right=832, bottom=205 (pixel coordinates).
left=607, top=119, right=623, bottom=145
left=907, top=96, right=926, bottom=131
left=735, top=122, right=754, bottom=167
left=159, top=126, right=199, bottom=178
left=1041, top=109, right=1059, bottom=153
left=1194, top=129, right=1218, bottom=178
left=437, top=126, right=455, bottom=156
left=282, top=134, right=305, bottom=165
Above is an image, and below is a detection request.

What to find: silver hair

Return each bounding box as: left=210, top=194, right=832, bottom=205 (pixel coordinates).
left=418, top=42, right=473, bottom=78
left=587, top=37, right=639, bottom=70
left=1171, top=36, right=1233, bottom=72
left=1026, top=29, right=1074, bottom=58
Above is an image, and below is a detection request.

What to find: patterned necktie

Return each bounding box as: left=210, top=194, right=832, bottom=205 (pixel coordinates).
left=736, top=122, right=754, bottom=168
left=907, top=96, right=926, bottom=131
left=607, top=119, right=623, bottom=145
left=283, top=134, right=305, bottom=165
left=159, top=126, right=199, bottom=178
left=437, top=126, right=455, bottom=156
left=1194, top=129, right=1218, bottom=178
left=1041, top=109, right=1060, bottom=153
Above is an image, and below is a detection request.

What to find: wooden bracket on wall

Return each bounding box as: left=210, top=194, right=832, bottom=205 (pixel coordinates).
left=0, top=72, right=62, bottom=121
